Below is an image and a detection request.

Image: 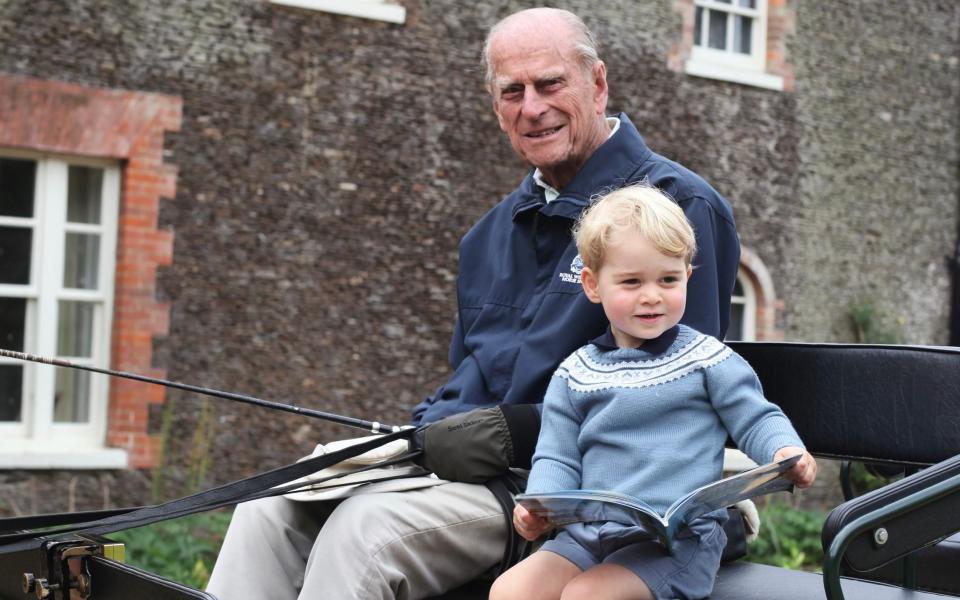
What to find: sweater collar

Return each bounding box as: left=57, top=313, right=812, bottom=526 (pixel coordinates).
left=510, top=113, right=654, bottom=222
left=591, top=325, right=681, bottom=356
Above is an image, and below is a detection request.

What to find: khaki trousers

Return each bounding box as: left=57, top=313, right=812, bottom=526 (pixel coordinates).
left=206, top=482, right=506, bottom=599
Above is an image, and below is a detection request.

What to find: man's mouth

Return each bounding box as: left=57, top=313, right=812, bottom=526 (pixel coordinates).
left=525, top=125, right=563, bottom=138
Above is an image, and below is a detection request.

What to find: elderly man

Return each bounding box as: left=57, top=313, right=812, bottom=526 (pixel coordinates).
left=207, top=7, right=739, bottom=600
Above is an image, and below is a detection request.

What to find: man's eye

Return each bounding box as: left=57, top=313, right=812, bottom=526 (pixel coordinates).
left=541, top=79, right=563, bottom=91
left=500, top=88, right=523, bottom=100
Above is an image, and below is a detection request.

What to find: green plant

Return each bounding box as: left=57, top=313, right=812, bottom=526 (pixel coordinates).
left=849, top=302, right=901, bottom=344
left=746, top=502, right=826, bottom=571
left=109, top=509, right=232, bottom=590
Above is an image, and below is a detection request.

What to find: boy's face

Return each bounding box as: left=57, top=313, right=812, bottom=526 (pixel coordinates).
left=580, top=229, right=692, bottom=349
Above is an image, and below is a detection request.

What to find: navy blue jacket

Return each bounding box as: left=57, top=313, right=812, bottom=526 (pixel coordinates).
left=411, top=114, right=740, bottom=426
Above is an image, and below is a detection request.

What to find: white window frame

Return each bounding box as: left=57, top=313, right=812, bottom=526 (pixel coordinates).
left=729, top=269, right=757, bottom=342
left=0, top=149, right=126, bottom=468
left=686, top=0, right=784, bottom=91
left=268, top=0, right=406, bottom=24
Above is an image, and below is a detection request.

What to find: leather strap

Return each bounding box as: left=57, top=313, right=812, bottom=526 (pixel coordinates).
left=0, top=429, right=415, bottom=553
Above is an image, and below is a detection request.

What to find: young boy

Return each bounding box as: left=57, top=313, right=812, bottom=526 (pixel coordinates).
left=489, top=185, right=817, bottom=600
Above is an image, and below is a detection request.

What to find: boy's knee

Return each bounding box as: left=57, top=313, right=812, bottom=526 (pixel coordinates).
left=489, top=572, right=519, bottom=600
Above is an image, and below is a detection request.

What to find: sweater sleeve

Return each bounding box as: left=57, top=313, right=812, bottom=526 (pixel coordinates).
left=524, top=375, right=584, bottom=494
left=705, top=351, right=804, bottom=464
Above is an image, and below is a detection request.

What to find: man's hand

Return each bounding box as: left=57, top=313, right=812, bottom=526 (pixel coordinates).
left=412, top=405, right=541, bottom=483
left=775, top=446, right=817, bottom=488
left=413, top=407, right=512, bottom=483
left=513, top=504, right=551, bottom=541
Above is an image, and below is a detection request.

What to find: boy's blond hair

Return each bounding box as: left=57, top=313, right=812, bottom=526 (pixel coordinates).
left=573, top=184, right=697, bottom=270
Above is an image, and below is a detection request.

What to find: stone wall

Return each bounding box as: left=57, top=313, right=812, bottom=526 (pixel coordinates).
left=0, top=0, right=956, bottom=511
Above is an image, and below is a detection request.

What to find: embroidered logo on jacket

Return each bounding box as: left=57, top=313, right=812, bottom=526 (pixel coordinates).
left=556, top=334, right=732, bottom=392
left=558, top=254, right=584, bottom=285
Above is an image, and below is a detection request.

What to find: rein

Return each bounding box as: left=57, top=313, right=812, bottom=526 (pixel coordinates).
left=0, top=348, right=423, bottom=551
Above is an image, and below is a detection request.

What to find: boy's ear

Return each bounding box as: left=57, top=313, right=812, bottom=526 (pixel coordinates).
left=686, top=265, right=693, bottom=280
left=580, top=267, right=602, bottom=304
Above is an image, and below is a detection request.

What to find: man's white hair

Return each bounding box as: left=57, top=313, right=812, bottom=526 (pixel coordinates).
left=480, top=8, right=600, bottom=93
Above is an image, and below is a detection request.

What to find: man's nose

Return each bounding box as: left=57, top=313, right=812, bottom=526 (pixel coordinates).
left=520, top=88, right=548, bottom=119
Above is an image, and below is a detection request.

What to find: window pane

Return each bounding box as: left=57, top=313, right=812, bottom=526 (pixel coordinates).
left=0, top=158, right=35, bottom=218
left=708, top=10, right=728, bottom=50
left=0, top=365, right=22, bottom=421
left=726, top=303, right=745, bottom=342
left=738, top=0, right=756, bottom=7
left=714, top=0, right=732, bottom=3
left=0, top=226, right=32, bottom=284
left=57, top=301, right=95, bottom=358
left=735, top=15, right=753, bottom=54
left=733, top=278, right=744, bottom=296
left=54, top=368, right=90, bottom=423
left=694, top=6, right=704, bottom=47
left=0, top=297, right=26, bottom=351
left=67, top=166, right=103, bottom=224
left=64, top=233, right=101, bottom=290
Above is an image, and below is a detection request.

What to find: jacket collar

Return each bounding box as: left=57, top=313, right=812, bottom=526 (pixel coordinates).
left=510, top=113, right=654, bottom=221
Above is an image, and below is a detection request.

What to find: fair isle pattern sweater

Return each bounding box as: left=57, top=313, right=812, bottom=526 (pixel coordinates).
left=526, top=325, right=803, bottom=515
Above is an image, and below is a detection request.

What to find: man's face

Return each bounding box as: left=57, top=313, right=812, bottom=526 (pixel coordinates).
left=489, top=31, right=609, bottom=190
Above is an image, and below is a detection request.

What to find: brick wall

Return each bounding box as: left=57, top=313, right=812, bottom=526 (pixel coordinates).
left=0, top=0, right=955, bottom=511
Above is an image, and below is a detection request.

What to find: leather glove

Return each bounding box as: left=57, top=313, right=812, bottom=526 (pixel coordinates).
left=413, top=405, right=540, bottom=483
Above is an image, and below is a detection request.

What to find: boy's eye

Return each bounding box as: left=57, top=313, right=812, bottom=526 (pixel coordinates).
left=621, top=278, right=640, bottom=285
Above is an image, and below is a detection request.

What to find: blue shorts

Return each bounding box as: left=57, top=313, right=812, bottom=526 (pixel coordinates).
left=539, top=514, right=727, bottom=600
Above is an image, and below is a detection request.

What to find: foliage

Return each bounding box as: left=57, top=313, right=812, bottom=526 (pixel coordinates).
left=746, top=501, right=826, bottom=571
left=843, top=460, right=903, bottom=498
left=849, top=302, right=902, bottom=344
left=109, top=509, right=232, bottom=590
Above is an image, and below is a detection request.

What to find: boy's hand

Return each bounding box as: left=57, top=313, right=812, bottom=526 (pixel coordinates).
left=513, top=503, right=551, bottom=541
left=775, top=446, right=817, bottom=488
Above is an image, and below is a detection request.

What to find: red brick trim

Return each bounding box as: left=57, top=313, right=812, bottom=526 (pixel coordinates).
left=0, top=73, right=181, bottom=468
left=739, top=246, right=784, bottom=341
left=669, top=0, right=796, bottom=92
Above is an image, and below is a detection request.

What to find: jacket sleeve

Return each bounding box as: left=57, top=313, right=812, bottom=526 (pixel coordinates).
left=677, top=196, right=740, bottom=340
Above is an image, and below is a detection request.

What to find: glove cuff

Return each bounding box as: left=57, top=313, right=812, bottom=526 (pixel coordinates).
left=499, top=404, right=541, bottom=469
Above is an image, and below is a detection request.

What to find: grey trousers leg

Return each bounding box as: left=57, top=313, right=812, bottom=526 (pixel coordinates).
left=206, top=482, right=506, bottom=600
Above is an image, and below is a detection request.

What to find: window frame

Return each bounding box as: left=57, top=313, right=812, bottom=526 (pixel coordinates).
left=728, top=269, right=758, bottom=342
left=684, top=0, right=786, bottom=91
left=0, top=148, right=125, bottom=468
left=268, top=0, right=406, bottom=24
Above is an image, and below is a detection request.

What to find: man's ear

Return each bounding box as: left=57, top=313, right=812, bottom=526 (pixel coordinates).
left=592, top=61, right=609, bottom=115
left=581, top=267, right=602, bottom=304
left=492, top=98, right=507, bottom=132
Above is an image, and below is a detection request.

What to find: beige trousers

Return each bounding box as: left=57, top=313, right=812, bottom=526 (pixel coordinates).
left=206, top=482, right=506, bottom=600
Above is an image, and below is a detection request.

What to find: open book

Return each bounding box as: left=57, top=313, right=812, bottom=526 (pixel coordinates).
left=515, top=454, right=801, bottom=553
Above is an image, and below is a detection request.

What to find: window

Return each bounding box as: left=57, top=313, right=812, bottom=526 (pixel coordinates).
left=0, top=151, right=124, bottom=467
left=268, top=0, right=406, bottom=24
left=683, top=0, right=787, bottom=91
left=724, top=271, right=757, bottom=342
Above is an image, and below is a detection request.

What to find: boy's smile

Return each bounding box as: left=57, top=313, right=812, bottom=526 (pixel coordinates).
left=580, top=229, right=691, bottom=349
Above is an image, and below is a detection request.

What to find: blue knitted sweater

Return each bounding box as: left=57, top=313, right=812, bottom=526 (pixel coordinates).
left=526, top=325, right=803, bottom=515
